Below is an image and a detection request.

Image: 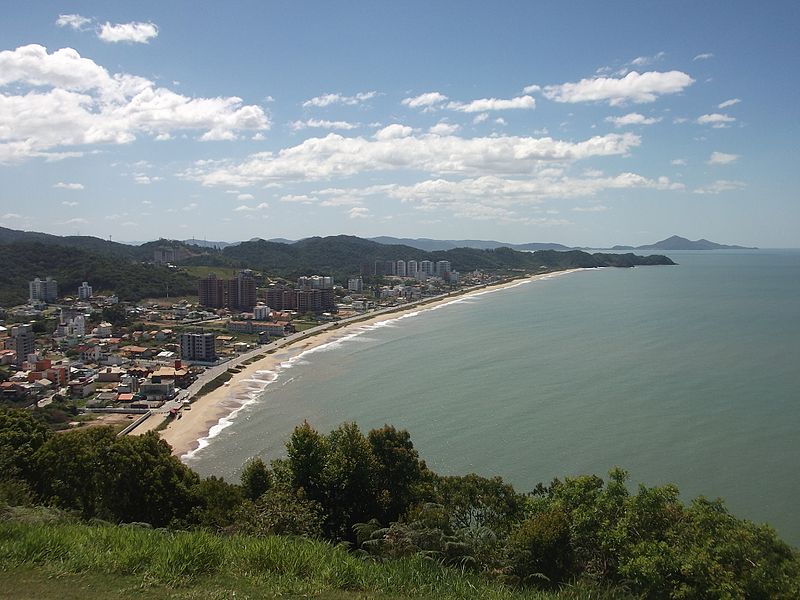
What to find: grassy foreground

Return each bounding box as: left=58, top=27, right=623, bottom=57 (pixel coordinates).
left=0, top=518, right=631, bottom=600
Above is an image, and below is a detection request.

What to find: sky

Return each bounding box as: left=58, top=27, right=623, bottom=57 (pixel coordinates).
left=0, top=1, right=798, bottom=247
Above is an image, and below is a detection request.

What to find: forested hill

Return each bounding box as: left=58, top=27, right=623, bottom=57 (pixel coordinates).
left=0, top=228, right=675, bottom=306
left=0, top=242, right=199, bottom=306
left=191, top=235, right=676, bottom=279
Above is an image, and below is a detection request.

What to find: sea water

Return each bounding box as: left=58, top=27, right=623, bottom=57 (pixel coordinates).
left=188, top=250, right=800, bottom=544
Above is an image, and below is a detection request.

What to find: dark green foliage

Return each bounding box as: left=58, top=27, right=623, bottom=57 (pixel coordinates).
left=240, top=456, right=273, bottom=501
left=0, top=407, right=51, bottom=482
left=235, top=486, right=325, bottom=538
left=101, top=304, right=129, bottom=326
left=189, top=476, right=245, bottom=530
left=433, top=473, right=526, bottom=535
left=275, top=421, right=429, bottom=541
left=0, top=241, right=199, bottom=305
left=33, top=428, right=199, bottom=527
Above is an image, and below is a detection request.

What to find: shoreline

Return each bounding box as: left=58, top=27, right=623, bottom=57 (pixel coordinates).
left=159, top=269, right=584, bottom=459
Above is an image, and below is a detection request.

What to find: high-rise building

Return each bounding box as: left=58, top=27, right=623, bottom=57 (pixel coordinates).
left=199, top=271, right=256, bottom=311
left=420, top=260, right=434, bottom=276
left=180, top=332, right=217, bottom=362
left=228, top=271, right=257, bottom=312
left=348, top=277, right=364, bottom=292
left=384, top=260, right=397, bottom=276
left=266, top=285, right=295, bottom=311
left=396, top=260, right=406, bottom=277
left=11, top=324, right=35, bottom=365
left=407, top=260, right=419, bottom=278
left=198, top=273, right=226, bottom=308
left=29, top=277, right=58, bottom=303
left=77, top=281, right=92, bottom=300
left=435, top=260, right=451, bottom=277
left=253, top=305, right=271, bottom=320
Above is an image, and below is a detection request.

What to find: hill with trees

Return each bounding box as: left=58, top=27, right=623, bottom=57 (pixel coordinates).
left=0, top=408, right=797, bottom=598
left=0, top=228, right=675, bottom=306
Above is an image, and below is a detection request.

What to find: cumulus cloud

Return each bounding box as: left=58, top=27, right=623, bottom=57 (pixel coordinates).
left=53, top=181, right=84, bottom=190
left=307, top=172, right=680, bottom=225
left=279, top=194, right=316, bottom=204
left=237, top=193, right=254, bottom=201
left=693, top=180, right=745, bottom=194
left=61, top=201, right=79, bottom=206
left=98, top=21, right=159, bottom=44
left=373, top=124, right=413, bottom=140
left=428, top=122, right=460, bottom=136
left=290, top=119, right=358, bottom=131
left=447, top=95, right=535, bottom=112
left=1, top=212, right=23, bottom=219
left=522, top=84, right=541, bottom=94
left=348, top=207, right=370, bottom=219
left=544, top=70, right=694, bottom=105
left=707, top=151, right=739, bottom=165
left=56, top=14, right=92, bottom=30
left=696, top=113, right=736, bottom=127
left=718, top=98, right=741, bottom=109
left=401, top=92, right=448, bottom=109
left=473, top=113, right=489, bottom=124
left=0, top=44, right=270, bottom=162
left=188, top=130, right=642, bottom=187
left=302, top=91, right=376, bottom=108
left=605, top=112, right=662, bottom=127
left=693, top=53, right=714, bottom=61
left=134, top=174, right=162, bottom=184
left=671, top=158, right=687, bottom=166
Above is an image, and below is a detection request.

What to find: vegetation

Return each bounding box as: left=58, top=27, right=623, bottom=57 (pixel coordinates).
left=0, top=228, right=675, bottom=305
left=1, top=407, right=795, bottom=598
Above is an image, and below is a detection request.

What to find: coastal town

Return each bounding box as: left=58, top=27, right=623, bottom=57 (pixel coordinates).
left=0, top=256, right=500, bottom=437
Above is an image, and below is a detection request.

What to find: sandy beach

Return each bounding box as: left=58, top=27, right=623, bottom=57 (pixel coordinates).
left=159, top=270, right=580, bottom=459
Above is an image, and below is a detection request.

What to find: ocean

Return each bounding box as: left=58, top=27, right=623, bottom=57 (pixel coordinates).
left=188, top=249, right=800, bottom=545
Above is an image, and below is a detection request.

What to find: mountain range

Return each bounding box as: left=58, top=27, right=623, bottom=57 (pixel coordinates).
left=0, top=226, right=675, bottom=306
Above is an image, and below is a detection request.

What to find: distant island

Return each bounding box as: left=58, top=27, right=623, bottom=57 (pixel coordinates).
left=609, top=235, right=757, bottom=251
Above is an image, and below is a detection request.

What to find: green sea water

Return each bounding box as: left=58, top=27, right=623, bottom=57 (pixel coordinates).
left=188, top=250, right=800, bottom=544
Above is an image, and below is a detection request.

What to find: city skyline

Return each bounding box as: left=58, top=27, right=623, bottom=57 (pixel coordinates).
left=1, top=1, right=798, bottom=247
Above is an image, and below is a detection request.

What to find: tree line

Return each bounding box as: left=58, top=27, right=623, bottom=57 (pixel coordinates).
left=0, top=407, right=797, bottom=598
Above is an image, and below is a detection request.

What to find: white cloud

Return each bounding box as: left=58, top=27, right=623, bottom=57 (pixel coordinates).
left=308, top=171, right=680, bottom=225
left=0, top=44, right=270, bottom=162
left=572, top=205, right=609, bottom=212
left=189, top=131, right=642, bottom=187
left=61, top=201, right=79, bottom=207
left=234, top=202, right=269, bottom=212
left=98, top=21, right=159, bottom=44
left=182, top=202, right=198, bottom=211
left=279, top=194, right=316, bottom=204
left=630, top=52, right=666, bottom=67
left=290, top=118, right=358, bottom=131
left=544, top=70, right=694, bottom=105
left=707, top=151, right=739, bottom=165
left=134, top=174, right=161, bottom=184
left=696, top=113, right=736, bottom=127
left=251, top=132, right=266, bottom=140
left=302, top=91, right=376, bottom=108
left=237, top=193, right=254, bottom=201
left=671, top=158, right=687, bottom=166
left=495, top=117, right=507, bottom=126
left=53, top=181, right=84, bottom=190
left=605, top=112, right=662, bottom=127
left=348, top=207, right=370, bottom=219
left=373, top=124, right=413, bottom=140
left=1, top=212, right=22, bottom=219
left=473, top=113, right=489, bottom=124
left=718, top=98, right=741, bottom=109
left=61, top=217, right=88, bottom=225
left=401, top=92, right=448, bottom=109
left=428, top=122, right=460, bottom=136
left=448, top=95, right=535, bottom=112
left=56, top=14, right=92, bottom=30
left=693, top=180, right=745, bottom=194
left=522, top=84, right=541, bottom=94
left=693, top=53, right=714, bottom=61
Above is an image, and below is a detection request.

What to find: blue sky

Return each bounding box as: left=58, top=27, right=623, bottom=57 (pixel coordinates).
left=0, top=1, right=797, bottom=247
